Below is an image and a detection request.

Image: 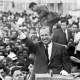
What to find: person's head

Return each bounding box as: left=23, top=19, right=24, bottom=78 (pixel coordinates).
left=28, top=63, right=34, bottom=73
left=21, top=66, right=29, bottom=78
left=0, top=51, right=4, bottom=56
left=15, top=42, right=20, bottom=47
left=40, top=26, right=52, bottom=45
left=4, top=26, right=9, bottom=31
left=10, top=31, right=18, bottom=40
left=17, top=51, right=23, bottom=59
left=29, top=2, right=37, bottom=12
left=2, top=58, right=7, bottom=66
left=11, top=67, right=24, bottom=80
left=72, top=22, right=79, bottom=32
left=61, top=19, right=67, bottom=30
left=52, top=25, right=57, bottom=33
left=0, top=63, right=6, bottom=77
left=6, top=44, right=12, bottom=51
left=3, top=37, right=10, bottom=44
left=22, top=48, right=29, bottom=57
left=29, top=27, right=36, bottom=34
left=21, top=43, right=26, bottom=47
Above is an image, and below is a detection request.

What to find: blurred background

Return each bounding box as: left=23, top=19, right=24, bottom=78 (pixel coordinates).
left=0, top=0, right=80, bottom=17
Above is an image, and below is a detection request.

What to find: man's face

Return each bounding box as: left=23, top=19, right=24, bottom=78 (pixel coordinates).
left=30, top=5, right=37, bottom=12
left=30, top=29, right=35, bottom=34
left=72, top=24, right=78, bottom=32
left=40, top=27, right=51, bottom=45
left=61, top=22, right=67, bottom=30
left=0, top=51, right=3, bottom=56
left=4, top=38, right=10, bottom=44
left=13, top=70, right=24, bottom=80
left=0, top=69, right=5, bottom=77
left=6, top=45, right=11, bottom=51
left=23, top=50, right=28, bottom=57
left=28, top=64, right=34, bottom=73
left=52, top=25, right=56, bottom=33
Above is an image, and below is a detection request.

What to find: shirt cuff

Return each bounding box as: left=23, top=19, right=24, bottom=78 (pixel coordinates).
left=60, top=70, right=69, bottom=75
left=18, top=33, right=26, bottom=40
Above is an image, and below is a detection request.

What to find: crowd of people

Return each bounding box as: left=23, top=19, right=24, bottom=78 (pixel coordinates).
left=0, top=2, right=80, bottom=80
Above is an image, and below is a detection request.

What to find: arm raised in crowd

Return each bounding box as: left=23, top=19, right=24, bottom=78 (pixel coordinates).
left=11, top=23, right=38, bottom=53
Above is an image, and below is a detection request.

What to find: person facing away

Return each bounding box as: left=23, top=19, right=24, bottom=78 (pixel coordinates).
left=52, top=19, right=73, bottom=49
left=11, top=23, right=71, bottom=80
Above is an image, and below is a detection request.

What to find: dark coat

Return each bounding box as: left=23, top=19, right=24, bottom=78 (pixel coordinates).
left=22, top=37, right=71, bottom=80
left=52, top=28, right=73, bottom=45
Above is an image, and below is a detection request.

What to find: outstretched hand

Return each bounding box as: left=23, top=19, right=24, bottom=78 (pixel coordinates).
left=11, top=22, right=22, bottom=35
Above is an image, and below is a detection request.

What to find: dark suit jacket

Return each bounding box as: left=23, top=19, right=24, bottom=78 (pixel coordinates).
left=22, top=37, right=71, bottom=80
left=52, top=28, right=73, bottom=45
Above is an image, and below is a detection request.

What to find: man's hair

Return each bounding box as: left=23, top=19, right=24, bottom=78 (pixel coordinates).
left=29, top=2, right=37, bottom=8
left=40, top=26, right=52, bottom=35
left=61, top=19, right=67, bottom=23
left=11, top=67, right=21, bottom=76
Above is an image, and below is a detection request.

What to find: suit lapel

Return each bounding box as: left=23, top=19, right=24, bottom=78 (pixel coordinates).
left=49, top=42, right=57, bottom=64
left=40, top=42, right=48, bottom=61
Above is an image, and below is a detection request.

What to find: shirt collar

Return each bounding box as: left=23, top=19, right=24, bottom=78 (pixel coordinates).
left=48, top=41, right=52, bottom=47
left=44, top=41, right=52, bottom=47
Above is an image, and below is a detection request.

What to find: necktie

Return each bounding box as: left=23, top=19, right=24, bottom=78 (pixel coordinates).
left=45, top=45, right=49, bottom=63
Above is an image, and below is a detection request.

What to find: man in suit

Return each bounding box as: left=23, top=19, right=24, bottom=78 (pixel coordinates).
left=71, top=22, right=80, bottom=37
left=52, top=19, right=73, bottom=48
left=12, top=24, right=71, bottom=80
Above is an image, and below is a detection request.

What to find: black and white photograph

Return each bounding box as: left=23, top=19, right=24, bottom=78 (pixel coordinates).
left=0, top=0, right=80, bottom=80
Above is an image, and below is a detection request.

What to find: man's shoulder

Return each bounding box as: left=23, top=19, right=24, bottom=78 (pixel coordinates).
left=53, top=42, right=63, bottom=48
left=55, top=28, right=61, bottom=31
left=75, top=31, right=80, bottom=36
left=54, top=28, right=62, bottom=34
left=67, top=28, right=72, bottom=33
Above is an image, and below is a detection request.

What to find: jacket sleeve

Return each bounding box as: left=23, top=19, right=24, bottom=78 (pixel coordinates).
left=52, top=30, right=59, bottom=43
left=18, top=33, right=37, bottom=54
left=61, top=46, right=71, bottom=73
left=22, top=37, right=37, bottom=54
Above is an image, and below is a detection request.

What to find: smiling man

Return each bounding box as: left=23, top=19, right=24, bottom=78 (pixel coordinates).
left=12, top=23, right=71, bottom=80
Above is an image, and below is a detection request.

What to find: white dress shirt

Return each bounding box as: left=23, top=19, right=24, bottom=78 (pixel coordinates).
left=19, top=32, right=52, bottom=60
left=47, top=42, right=52, bottom=60
left=19, top=33, right=68, bottom=75
left=65, top=29, right=68, bottom=41
left=74, top=32, right=80, bottom=51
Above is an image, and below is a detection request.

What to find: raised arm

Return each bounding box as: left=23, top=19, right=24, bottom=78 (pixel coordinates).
left=11, top=23, right=37, bottom=53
